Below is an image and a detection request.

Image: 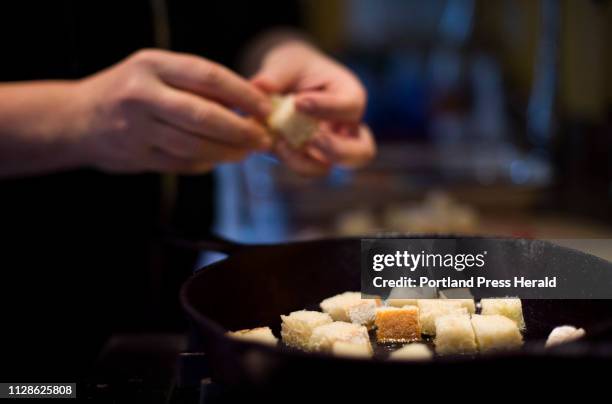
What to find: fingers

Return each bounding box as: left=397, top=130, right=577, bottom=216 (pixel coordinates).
left=250, top=41, right=322, bottom=94
left=149, top=120, right=204, bottom=159
left=150, top=119, right=251, bottom=162
left=309, top=124, right=376, bottom=168
left=150, top=87, right=273, bottom=150
left=275, top=139, right=331, bottom=177
left=251, top=64, right=301, bottom=94
left=139, top=49, right=271, bottom=117
left=250, top=74, right=281, bottom=94
left=295, top=91, right=366, bottom=122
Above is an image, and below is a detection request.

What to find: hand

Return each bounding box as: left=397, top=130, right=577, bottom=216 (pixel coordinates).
left=74, top=49, right=272, bottom=174
left=251, top=41, right=375, bottom=176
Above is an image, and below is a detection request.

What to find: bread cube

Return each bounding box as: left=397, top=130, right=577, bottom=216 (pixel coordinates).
left=309, top=322, right=370, bottom=352
left=471, top=314, right=523, bottom=352
left=434, top=314, right=477, bottom=355
left=280, top=310, right=333, bottom=351
left=387, top=298, right=418, bottom=308
left=267, top=95, right=318, bottom=148
left=375, top=306, right=421, bottom=343
left=320, top=291, right=362, bottom=322
left=417, top=299, right=468, bottom=335
left=545, top=325, right=586, bottom=348
left=347, top=299, right=381, bottom=329
left=332, top=341, right=373, bottom=358
left=442, top=299, right=475, bottom=314
left=389, top=343, right=433, bottom=361
left=227, top=327, right=278, bottom=346
left=480, top=298, right=525, bottom=330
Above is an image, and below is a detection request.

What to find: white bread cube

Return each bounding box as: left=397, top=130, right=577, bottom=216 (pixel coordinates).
left=387, top=298, right=418, bottom=308
left=280, top=310, right=333, bottom=351
left=443, top=299, right=475, bottom=314
left=389, top=343, right=433, bottom=361
left=227, top=327, right=278, bottom=346
left=480, top=298, right=525, bottom=330
left=347, top=299, right=381, bottom=329
left=267, top=95, right=318, bottom=148
left=309, top=321, right=370, bottom=352
left=375, top=306, right=421, bottom=343
left=434, top=314, right=477, bottom=355
left=332, top=341, right=373, bottom=358
left=471, top=314, right=523, bottom=352
left=320, top=291, right=362, bottom=322
left=545, top=325, right=586, bottom=348
left=417, top=299, right=468, bottom=335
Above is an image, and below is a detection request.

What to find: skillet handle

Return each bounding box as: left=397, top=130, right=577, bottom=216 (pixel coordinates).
left=168, top=233, right=244, bottom=255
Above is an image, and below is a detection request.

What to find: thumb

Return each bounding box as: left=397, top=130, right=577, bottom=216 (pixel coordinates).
left=250, top=64, right=298, bottom=94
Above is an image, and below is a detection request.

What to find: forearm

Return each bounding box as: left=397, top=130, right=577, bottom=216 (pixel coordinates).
left=0, top=81, right=87, bottom=178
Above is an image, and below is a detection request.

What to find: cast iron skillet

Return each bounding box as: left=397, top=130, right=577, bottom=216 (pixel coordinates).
left=180, top=236, right=612, bottom=398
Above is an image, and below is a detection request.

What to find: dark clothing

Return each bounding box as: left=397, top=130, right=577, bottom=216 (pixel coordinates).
left=0, top=0, right=300, bottom=380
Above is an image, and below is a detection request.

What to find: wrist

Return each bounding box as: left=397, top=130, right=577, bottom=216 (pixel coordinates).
left=60, top=79, right=100, bottom=170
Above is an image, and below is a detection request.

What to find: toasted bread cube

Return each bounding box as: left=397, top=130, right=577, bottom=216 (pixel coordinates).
left=320, top=291, right=362, bottom=322
left=347, top=299, right=381, bottom=329
left=387, top=298, right=418, bottom=308
left=332, top=341, right=373, bottom=358
left=480, top=298, right=525, bottom=330
left=309, top=322, right=370, bottom=352
left=417, top=299, right=468, bottom=335
left=267, top=95, right=318, bottom=148
left=375, top=306, right=421, bottom=343
left=471, top=314, right=523, bottom=352
left=280, top=310, right=333, bottom=351
left=434, top=314, right=477, bottom=355
left=389, top=343, right=433, bottom=361
left=227, top=327, right=278, bottom=346
left=545, top=325, right=586, bottom=348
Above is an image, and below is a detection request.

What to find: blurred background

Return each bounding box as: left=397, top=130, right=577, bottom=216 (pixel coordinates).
left=210, top=0, right=612, bottom=262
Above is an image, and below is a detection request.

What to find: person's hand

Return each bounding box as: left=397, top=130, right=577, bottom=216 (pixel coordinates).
left=251, top=41, right=375, bottom=176
left=74, top=49, right=272, bottom=174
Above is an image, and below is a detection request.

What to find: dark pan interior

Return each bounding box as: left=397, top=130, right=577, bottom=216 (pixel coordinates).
left=184, top=238, right=612, bottom=337
left=181, top=238, right=612, bottom=392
